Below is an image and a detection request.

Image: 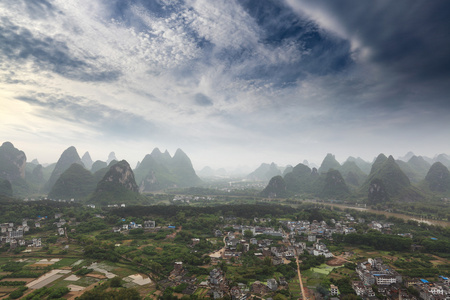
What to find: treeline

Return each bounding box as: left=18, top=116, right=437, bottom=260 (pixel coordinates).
left=397, top=266, right=450, bottom=278
left=0, top=198, right=104, bottom=226
left=422, top=238, right=450, bottom=254
left=172, top=186, right=261, bottom=197
left=299, top=252, right=326, bottom=271
left=334, top=231, right=412, bottom=251
left=0, top=262, right=45, bottom=280
left=112, top=203, right=295, bottom=219
left=23, top=286, right=70, bottom=300
left=389, top=200, right=450, bottom=221
left=83, top=244, right=121, bottom=262
left=78, top=288, right=141, bottom=300
left=0, top=281, right=26, bottom=286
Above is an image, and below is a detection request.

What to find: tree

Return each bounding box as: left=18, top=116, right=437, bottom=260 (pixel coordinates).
left=244, top=230, right=254, bottom=238
left=110, top=276, right=122, bottom=287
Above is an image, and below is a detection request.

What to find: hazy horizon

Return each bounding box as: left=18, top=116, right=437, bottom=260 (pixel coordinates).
left=1, top=1, right=449, bottom=170
left=4, top=141, right=448, bottom=174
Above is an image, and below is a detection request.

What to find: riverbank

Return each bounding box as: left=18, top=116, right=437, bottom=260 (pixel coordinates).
left=303, top=200, right=450, bottom=228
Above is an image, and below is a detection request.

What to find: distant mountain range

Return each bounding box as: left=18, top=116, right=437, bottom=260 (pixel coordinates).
left=1, top=141, right=449, bottom=204
left=134, top=148, right=201, bottom=192
left=247, top=162, right=283, bottom=181
left=261, top=152, right=450, bottom=202
left=0, top=142, right=202, bottom=204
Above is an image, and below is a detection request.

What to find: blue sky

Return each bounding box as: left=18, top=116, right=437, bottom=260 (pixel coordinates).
left=1, top=0, right=449, bottom=169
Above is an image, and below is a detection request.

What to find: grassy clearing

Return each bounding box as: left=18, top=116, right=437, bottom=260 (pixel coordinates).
left=112, top=267, right=137, bottom=278
left=289, top=278, right=301, bottom=298
left=309, top=264, right=336, bottom=275
left=52, top=258, right=79, bottom=268
left=302, top=264, right=337, bottom=288
left=46, top=277, right=72, bottom=289
left=135, top=286, right=156, bottom=299
left=0, top=257, right=11, bottom=265
left=328, top=266, right=356, bottom=281
left=194, top=287, right=208, bottom=298
left=76, top=276, right=100, bottom=287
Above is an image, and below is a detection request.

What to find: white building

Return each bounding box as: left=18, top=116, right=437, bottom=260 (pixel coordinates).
left=330, top=284, right=339, bottom=296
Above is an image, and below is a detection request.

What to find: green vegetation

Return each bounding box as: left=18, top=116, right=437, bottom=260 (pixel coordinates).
left=90, top=160, right=145, bottom=205
left=318, top=153, right=341, bottom=173
left=0, top=179, right=12, bottom=197
left=8, top=286, right=28, bottom=299
left=319, top=169, right=350, bottom=198
left=75, top=268, right=93, bottom=275
left=0, top=281, right=26, bottom=286
left=134, top=148, right=201, bottom=193
left=298, top=252, right=326, bottom=271
left=78, top=284, right=141, bottom=300
left=0, top=142, right=30, bottom=196
left=0, top=195, right=449, bottom=299
left=335, top=231, right=412, bottom=251
left=44, top=146, right=84, bottom=193
left=22, top=287, right=70, bottom=300
left=424, top=162, right=450, bottom=194
left=48, top=163, right=96, bottom=200
left=339, top=161, right=367, bottom=187
left=261, top=175, right=287, bottom=198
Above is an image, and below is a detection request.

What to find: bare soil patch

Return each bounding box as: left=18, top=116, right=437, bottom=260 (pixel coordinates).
left=86, top=273, right=107, bottom=279
left=0, top=278, right=34, bottom=283
left=29, top=263, right=53, bottom=267
left=326, top=257, right=346, bottom=266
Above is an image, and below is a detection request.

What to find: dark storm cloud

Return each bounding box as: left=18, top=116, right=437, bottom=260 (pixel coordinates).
left=0, top=18, right=121, bottom=82
left=346, top=1, right=448, bottom=80
left=235, top=0, right=353, bottom=82
left=294, top=0, right=450, bottom=82
left=106, top=0, right=355, bottom=89
left=16, top=94, right=158, bottom=139
left=283, top=0, right=450, bottom=117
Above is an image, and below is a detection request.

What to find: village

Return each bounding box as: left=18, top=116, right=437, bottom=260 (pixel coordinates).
left=1, top=208, right=450, bottom=299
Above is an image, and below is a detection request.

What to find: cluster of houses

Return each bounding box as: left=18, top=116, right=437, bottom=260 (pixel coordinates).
left=221, top=217, right=341, bottom=261
left=112, top=220, right=156, bottom=233
left=172, top=195, right=215, bottom=203
left=353, top=258, right=403, bottom=298
left=207, top=267, right=287, bottom=299
left=106, top=204, right=126, bottom=208
left=353, top=276, right=450, bottom=300
left=356, top=258, right=403, bottom=286
left=0, top=220, right=42, bottom=249
left=281, top=217, right=361, bottom=239
left=413, top=277, right=450, bottom=300
left=24, top=198, right=75, bottom=203
left=0, top=213, right=79, bottom=249
left=160, top=261, right=288, bottom=300
left=281, top=215, right=397, bottom=239
left=353, top=258, right=450, bottom=300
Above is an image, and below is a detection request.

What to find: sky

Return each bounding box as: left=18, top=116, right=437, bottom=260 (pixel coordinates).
left=1, top=0, right=449, bottom=171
